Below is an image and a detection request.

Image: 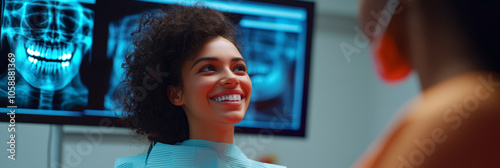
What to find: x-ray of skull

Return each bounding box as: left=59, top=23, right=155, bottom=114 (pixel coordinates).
left=1, top=0, right=93, bottom=110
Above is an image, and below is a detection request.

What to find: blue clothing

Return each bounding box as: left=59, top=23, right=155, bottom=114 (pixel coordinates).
left=114, top=139, right=286, bottom=168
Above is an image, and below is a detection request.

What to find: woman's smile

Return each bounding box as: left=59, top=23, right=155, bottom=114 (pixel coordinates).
left=209, top=89, right=246, bottom=106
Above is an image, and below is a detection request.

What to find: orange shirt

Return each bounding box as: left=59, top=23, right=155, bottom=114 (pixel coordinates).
left=355, top=71, right=500, bottom=168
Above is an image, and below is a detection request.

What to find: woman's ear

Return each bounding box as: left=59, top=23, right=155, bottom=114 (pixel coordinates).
left=167, top=85, right=184, bottom=106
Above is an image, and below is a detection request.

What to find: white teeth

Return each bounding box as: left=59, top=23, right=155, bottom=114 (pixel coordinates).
left=46, top=61, right=50, bottom=73
left=53, top=62, right=58, bottom=73
left=52, top=49, right=55, bottom=60
left=52, top=48, right=57, bottom=60
left=40, top=61, right=45, bottom=71
left=52, top=49, right=56, bottom=59
left=26, top=44, right=73, bottom=62
left=47, top=48, right=53, bottom=59
left=62, top=61, right=69, bottom=68
left=213, top=94, right=243, bottom=102
left=56, top=50, right=60, bottom=60
left=33, top=61, right=69, bottom=74
left=48, top=62, right=53, bottom=74
left=62, top=53, right=72, bottom=61
left=27, top=48, right=40, bottom=56
left=41, top=47, right=47, bottom=57
left=24, top=43, right=73, bottom=73
left=59, top=50, right=63, bottom=60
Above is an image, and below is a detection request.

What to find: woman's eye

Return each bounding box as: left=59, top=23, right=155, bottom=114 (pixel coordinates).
left=200, top=65, right=216, bottom=72
left=234, top=65, right=247, bottom=72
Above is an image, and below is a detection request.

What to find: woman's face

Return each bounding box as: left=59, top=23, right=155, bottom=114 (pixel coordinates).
left=176, top=36, right=252, bottom=125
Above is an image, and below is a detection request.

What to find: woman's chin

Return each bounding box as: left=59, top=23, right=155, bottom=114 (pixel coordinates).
left=221, top=111, right=245, bottom=124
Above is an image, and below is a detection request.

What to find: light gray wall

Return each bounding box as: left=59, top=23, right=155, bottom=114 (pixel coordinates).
left=1, top=123, right=51, bottom=167
left=0, top=12, right=420, bottom=168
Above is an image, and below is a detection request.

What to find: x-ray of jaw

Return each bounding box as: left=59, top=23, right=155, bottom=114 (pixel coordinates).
left=1, top=0, right=93, bottom=110
left=105, top=14, right=140, bottom=110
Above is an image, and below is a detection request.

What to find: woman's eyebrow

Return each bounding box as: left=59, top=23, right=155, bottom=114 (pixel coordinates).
left=191, top=57, right=218, bottom=69
left=191, top=57, right=246, bottom=69
left=232, top=57, right=246, bottom=64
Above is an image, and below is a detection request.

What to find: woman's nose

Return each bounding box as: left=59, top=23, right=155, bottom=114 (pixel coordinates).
left=219, top=69, right=239, bottom=88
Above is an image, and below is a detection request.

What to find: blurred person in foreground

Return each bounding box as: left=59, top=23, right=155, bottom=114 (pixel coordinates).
left=356, top=0, right=500, bottom=167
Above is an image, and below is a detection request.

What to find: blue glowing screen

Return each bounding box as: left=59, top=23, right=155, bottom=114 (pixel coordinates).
left=0, top=0, right=312, bottom=136
left=105, top=0, right=310, bottom=133
left=1, top=0, right=94, bottom=111
left=105, top=14, right=141, bottom=112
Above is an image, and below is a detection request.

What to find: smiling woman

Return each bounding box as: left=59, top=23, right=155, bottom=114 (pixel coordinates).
left=113, top=4, right=285, bottom=168
left=169, top=36, right=252, bottom=143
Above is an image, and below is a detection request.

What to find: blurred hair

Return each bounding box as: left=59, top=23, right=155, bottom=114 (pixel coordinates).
left=444, top=0, right=500, bottom=72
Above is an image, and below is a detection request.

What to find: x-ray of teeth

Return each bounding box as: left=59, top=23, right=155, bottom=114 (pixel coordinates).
left=105, top=14, right=141, bottom=111
left=238, top=27, right=298, bottom=127
left=104, top=13, right=300, bottom=128
left=0, top=0, right=93, bottom=110
left=241, top=29, right=297, bottom=102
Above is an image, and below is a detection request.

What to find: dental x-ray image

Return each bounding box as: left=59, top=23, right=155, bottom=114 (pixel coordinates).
left=104, top=7, right=305, bottom=131
left=237, top=25, right=300, bottom=130
left=105, top=14, right=141, bottom=111
left=0, top=0, right=94, bottom=110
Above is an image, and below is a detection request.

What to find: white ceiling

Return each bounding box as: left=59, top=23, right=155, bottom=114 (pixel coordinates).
left=299, top=0, right=359, bottom=18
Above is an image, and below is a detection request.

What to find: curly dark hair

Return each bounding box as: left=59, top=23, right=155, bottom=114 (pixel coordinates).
left=115, top=4, right=239, bottom=145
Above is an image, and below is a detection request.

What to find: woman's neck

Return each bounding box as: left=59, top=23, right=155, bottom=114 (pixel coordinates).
left=406, top=3, right=481, bottom=90
left=188, top=119, right=235, bottom=144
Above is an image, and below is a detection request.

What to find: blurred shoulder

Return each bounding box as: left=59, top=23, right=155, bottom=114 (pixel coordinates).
left=373, top=71, right=500, bottom=167
left=249, top=159, right=287, bottom=168
left=114, top=154, right=147, bottom=168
